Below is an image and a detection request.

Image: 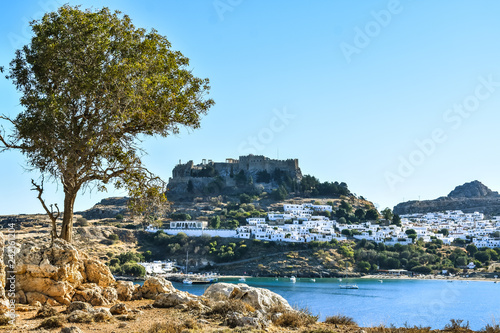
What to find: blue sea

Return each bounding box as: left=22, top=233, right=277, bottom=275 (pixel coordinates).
left=141, top=277, right=500, bottom=330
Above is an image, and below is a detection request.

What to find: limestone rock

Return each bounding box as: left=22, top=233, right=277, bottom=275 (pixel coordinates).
left=226, top=311, right=269, bottom=329
left=116, top=281, right=135, bottom=301
left=60, top=327, right=84, bottom=333
left=92, top=308, right=113, bottom=322
left=204, top=283, right=292, bottom=312
left=110, top=303, right=128, bottom=315
left=137, top=277, right=175, bottom=300
left=72, top=283, right=117, bottom=306
left=153, top=291, right=197, bottom=308
left=13, top=239, right=115, bottom=305
left=67, top=309, right=93, bottom=323
left=65, top=301, right=94, bottom=314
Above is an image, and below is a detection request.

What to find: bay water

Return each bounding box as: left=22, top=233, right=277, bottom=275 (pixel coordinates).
left=160, top=277, right=500, bottom=330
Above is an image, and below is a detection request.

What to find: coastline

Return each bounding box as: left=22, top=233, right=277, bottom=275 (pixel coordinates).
left=361, top=273, right=500, bottom=282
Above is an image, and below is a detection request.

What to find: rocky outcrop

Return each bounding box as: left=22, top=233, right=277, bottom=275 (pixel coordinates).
left=394, top=181, right=500, bottom=215
left=13, top=239, right=116, bottom=305
left=78, top=197, right=129, bottom=220
left=203, top=283, right=293, bottom=312
left=135, top=276, right=175, bottom=300
left=153, top=290, right=198, bottom=308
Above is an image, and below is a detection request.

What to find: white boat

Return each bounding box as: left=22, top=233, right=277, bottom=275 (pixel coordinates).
left=379, top=279, right=383, bottom=283
left=290, top=276, right=296, bottom=283
left=182, top=278, right=193, bottom=285
left=339, top=263, right=358, bottom=289
left=310, top=278, right=316, bottom=282
left=238, top=277, right=246, bottom=282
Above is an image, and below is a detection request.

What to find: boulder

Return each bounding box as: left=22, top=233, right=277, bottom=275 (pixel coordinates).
left=65, top=301, right=94, bottom=314
left=67, top=309, right=94, bottom=323
left=204, top=283, right=292, bottom=313
left=92, top=308, right=113, bottom=322
left=226, top=311, right=270, bottom=329
left=13, top=239, right=115, bottom=305
left=60, top=327, right=84, bottom=333
left=153, top=291, right=197, bottom=308
left=137, top=277, right=175, bottom=300
left=72, top=283, right=117, bottom=306
left=0, top=233, right=11, bottom=313
left=110, top=303, right=128, bottom=315
left=116, top=281, right=135, bottom=301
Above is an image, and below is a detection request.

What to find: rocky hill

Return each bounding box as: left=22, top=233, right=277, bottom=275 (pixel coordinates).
left=393, top=180, right=500, bottom=215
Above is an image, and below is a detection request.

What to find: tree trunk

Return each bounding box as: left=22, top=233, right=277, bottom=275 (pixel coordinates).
left=60, top=189, right=77, bottom=242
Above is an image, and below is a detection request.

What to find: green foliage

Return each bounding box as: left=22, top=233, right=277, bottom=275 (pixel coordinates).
left=357, top=261, right=371, bottom=273
left=239, top=193, right=252, bottom=204
left=271, top=185, right=288, bottom=201
left=475, top=250, right=491, bottom=263
left=170, top=213, right=192, bottom=221
left=365, top=208, right=379, bottom=221
left=411, top=265, right=432, bottom=274
left=210, top=216, right=221, bottom=229
left=256, top=170, right=271, bottom=183
left=121, top=262, right=146, bottom=277
left=467, top=244, right=478, bottom=256
left=2, top=5, right=214, bottom=242
left=381, top=208, right=393, bottom=220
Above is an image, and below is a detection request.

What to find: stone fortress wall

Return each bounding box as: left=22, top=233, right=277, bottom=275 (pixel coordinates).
left=168, top=154, right=302, bottom=194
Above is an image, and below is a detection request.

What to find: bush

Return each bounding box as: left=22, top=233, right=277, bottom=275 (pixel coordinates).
left=39, top=316, right=65, bottom=329
left=75, top=217, right=88, bottom=227
left=108, top=233, right=119, bottom=241
left=35, top=305, right=58, bottom=319
left=444, top=319, right=470, bottom=331
left=325, top=314, right=357, bottom=326
left=411, top=265, right=432, bottom=274
left=273, top=308, right=318, bottom=328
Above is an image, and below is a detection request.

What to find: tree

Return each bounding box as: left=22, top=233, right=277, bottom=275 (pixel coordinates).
left=0, top=6, right=213, bottom=242
left=381, top=208, right=393, bottom=221
left=392, top=214, right=402, bottom=226
left=466, top=244, right=478, bottom=256
left=438, top=228, right=449, bottom=237
left=210, top=216, right=221, bottom=229
left=187, top=180, right=194, bottom=193
left=354, top=208, right=365, bottom=220
left=365, top=208, right=379, bottom=221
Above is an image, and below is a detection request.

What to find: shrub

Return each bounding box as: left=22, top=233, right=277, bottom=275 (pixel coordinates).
left=39, top=316, right=65, bottom=329
left=34, top=305, right=58, bottom=319
left=0, top=315, right=11, bottom=326
left=75, top=217, right=88, bottom=227
left=273, top=308, right=318, bottom=328
left=108, top=233, right=119, bottom=241
left=444, top=319, right=470, bottom=331
left=325, top=314, right=357, bottom=326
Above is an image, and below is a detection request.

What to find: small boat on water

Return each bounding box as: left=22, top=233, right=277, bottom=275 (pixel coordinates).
left=239, top=277, right=246, bottom=282
left=290, top=276, right=296, bottom=283
left=182, top=278, right=193, bottom=285
left=339, top=263, right=358, bottom=289
left=310, top=279, right=316, bottom=282
left=379, top=279, right=383, bottom=283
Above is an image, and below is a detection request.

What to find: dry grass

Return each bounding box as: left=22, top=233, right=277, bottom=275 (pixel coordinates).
left=147, top=318, right=198, bottom=333
left=272, top=307, right=318, bottom=328
left=324, top=314, right=357, bottom=326
left=207, top=299, right=255, bottom=317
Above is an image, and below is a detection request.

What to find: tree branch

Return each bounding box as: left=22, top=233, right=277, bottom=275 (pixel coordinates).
left=31, top=178, right=60, bottom=242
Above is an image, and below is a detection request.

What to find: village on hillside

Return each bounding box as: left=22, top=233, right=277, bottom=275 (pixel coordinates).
left=146, top=203, right=500, bottom=251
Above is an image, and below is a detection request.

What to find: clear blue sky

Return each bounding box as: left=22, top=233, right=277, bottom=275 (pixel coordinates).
left=1, top=0, right=500, bottom=214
